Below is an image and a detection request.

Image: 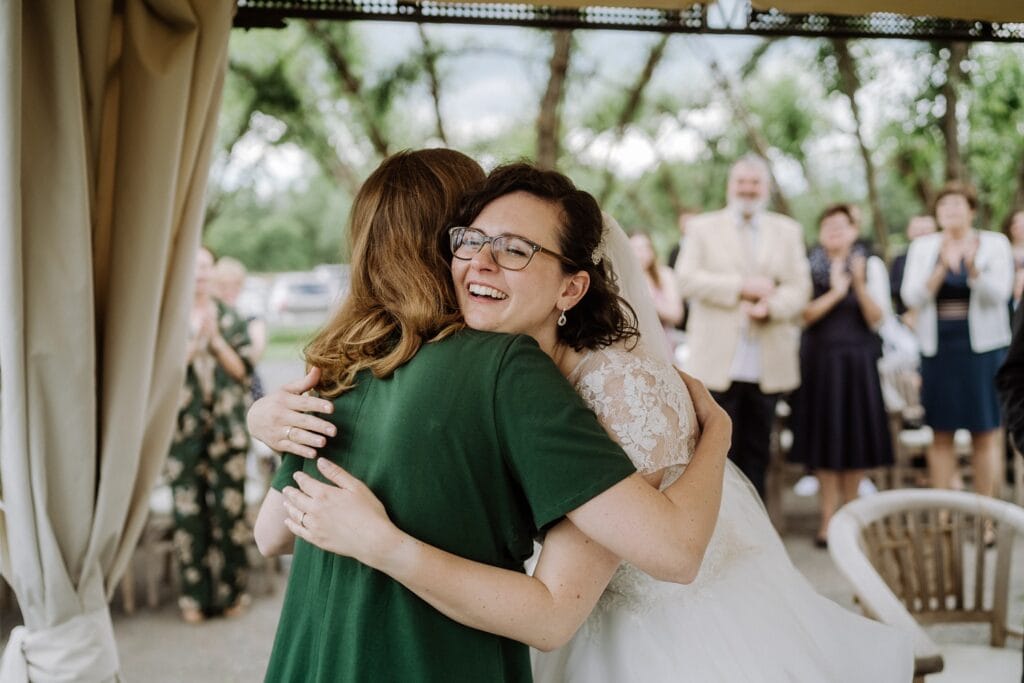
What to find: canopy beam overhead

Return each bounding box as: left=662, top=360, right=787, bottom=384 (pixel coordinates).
left=235, top=0, right=1024, bottom=42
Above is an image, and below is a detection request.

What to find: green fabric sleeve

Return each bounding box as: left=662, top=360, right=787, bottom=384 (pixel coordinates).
left=494, top=336, right=636, bottom=532
left=271, top=453, right=305, bottom=491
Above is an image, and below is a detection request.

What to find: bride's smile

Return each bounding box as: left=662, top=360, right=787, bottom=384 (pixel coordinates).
left=452, top=190, right=588, bottom=356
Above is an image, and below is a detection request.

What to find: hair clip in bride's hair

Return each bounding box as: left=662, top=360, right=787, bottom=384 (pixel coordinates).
left=591, top=220, right=611, bottom=265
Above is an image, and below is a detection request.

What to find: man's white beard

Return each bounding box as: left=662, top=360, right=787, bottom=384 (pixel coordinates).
left=728, top=197, right=768, bottom=218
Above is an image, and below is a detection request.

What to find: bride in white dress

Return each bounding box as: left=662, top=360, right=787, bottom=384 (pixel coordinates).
left=253, top=168, right=912, bottom=681
left=533, top=224, right=908, bottom=682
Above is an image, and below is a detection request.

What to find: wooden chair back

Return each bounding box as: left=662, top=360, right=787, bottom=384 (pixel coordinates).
left=829, top=489, right=1024, bottom=678
left=860, top=506, right=1014, bottom=645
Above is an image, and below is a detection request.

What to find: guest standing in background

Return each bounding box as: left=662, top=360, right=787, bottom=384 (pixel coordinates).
left=997, top=304, right=1024, bottom=457
left=168, top=246, right=255, bottom=623
left=677, top=155, right=811, bottom=497
left=789, top=205, right=894, bottom=547
left=900, top=182, right=1013, bottom=529
left=667, top=207, right=697, bottom=270
left=890, top=215, right=938, bottom=322
left=630, top=230, right=683, bottom=356
left=1001, top=209, right=1024, bottom=306
left=214, top=256, right=268, bottom=401
left=668, top=208, right=697, bottom=332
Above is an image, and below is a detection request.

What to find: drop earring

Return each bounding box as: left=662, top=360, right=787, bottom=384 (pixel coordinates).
left=557, top=309, right=567, bottom=327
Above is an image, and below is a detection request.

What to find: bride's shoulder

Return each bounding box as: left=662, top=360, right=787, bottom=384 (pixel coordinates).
left=584, top=342, right=672, bottom=372
left=574, top=343, right=684, bottom=390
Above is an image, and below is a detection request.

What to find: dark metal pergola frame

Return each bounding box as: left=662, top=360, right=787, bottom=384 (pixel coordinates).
left=235, top=0, right=1024, bottom=42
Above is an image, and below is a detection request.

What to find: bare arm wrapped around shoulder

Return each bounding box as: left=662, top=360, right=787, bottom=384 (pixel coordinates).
left=566, top=370, right=730, bottom=584
left=276, top=370, right=730, bottom=648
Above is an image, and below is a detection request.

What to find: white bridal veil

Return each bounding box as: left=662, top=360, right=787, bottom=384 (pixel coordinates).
left=601, top=213, right=670, bottom=364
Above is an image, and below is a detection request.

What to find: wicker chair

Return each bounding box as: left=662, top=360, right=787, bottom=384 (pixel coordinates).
left=827, top=489, right=1024, bottom=682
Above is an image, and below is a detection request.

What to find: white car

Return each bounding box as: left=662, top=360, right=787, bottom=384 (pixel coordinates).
left=268, top=273, right=333, bottom=325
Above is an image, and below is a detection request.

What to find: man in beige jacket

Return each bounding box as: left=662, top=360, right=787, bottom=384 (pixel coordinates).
left=676, top=156, right=811, bottom=496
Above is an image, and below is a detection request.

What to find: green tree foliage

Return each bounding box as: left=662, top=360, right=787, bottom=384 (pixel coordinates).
left=966, top=47, right=1024, bottom=228
left=206, top=26, right=1024, bottom=270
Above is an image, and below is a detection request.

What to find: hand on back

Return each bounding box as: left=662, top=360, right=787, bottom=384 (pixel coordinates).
left=675, top=369, right=729, bottom=435
left=281, top=458, right=401, bottom=568
left=247, top=367, right=336, bottom=458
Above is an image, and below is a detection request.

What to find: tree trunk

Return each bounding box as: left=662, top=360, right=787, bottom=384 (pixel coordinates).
left=623, top=185, right=663, bottom=230
left=703, top=52, right=792, bottom=217
left=1013, top=150, right=1024, bottom=212
left=536, top=30, right=572, bottom=170
left=832, top=39, right=888, bottom=255
left=418, top=26, right=448, bottom=146
left=659, top=165, right=685, bottom=216
left=324, top=155, right=363, bottom=197
left=306, top=21, right=390, bottom=159
left=940, top=41, right=967, bottom=182
left=598, top=35, right=670, bottom=204
left=895, top=150, right=934, bottom=210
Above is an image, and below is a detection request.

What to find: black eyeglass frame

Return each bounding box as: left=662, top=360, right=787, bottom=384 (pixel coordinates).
left=448, top=226, right=578, bottom=271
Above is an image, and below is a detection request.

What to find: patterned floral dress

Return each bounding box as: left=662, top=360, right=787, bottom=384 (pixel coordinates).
left=167, top=298, right=253, bottom=615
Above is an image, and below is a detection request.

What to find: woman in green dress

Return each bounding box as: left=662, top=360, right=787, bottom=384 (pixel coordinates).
left=252, top=150, right=732, bottom=682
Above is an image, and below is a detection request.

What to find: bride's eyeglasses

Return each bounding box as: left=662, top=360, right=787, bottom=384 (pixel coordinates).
left=449, top=226, right=577, bottom=271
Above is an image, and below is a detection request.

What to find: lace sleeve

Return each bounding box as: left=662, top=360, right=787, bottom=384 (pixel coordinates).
left=571, top=346, right=698, bottom=477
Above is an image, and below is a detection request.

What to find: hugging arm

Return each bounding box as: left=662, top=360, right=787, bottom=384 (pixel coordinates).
left=286, top=463, right=618, bottom=651
left=254, top=488, right=294, bottom=557
left=563, top=370, right=729, bottom=584
left=283, top=368, right=729, bottom=646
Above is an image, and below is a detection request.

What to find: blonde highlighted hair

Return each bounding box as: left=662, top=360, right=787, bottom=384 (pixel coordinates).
left=305, top=149, right=485, bottom=397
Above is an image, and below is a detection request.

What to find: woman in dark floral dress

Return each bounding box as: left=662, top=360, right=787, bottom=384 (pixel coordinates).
left=167, top=246, right=254, bottom=623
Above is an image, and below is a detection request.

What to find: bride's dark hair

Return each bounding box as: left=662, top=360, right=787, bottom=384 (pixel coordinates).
left=451, top=163, right=639, bottom=351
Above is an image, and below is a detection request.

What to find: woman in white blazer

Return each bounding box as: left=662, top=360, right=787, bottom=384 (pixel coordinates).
left=900, top=182, right=1013, bottom=521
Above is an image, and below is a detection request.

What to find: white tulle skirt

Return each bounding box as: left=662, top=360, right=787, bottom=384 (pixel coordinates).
left=533, top=463, right=913, bottom=683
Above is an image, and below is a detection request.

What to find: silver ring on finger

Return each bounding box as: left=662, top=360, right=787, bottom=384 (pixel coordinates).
left=285, top=426, right=293, bottom=441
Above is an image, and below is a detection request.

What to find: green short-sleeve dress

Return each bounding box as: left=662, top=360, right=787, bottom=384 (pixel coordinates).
left=265, top=330, right=636, bottom=682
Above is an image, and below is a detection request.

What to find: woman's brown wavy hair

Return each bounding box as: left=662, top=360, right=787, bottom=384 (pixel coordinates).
left=306, top=149, right=485, bottom=397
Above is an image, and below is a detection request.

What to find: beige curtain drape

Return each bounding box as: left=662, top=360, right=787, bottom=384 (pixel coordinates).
left=0, top=1, right=234, bottom=680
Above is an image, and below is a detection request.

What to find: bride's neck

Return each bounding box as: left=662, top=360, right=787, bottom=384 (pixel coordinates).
left=550, top=343, right=584, bottom=379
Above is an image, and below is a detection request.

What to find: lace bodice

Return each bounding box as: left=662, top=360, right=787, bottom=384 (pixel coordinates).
left=568, top=345, right=744, bottom=622
left=569, top=344, right=697, bottom=486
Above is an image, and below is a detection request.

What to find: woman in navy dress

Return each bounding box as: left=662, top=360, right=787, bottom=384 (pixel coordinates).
left=901, top=182, right=1013, bottom=526
left=790, top=204, right=893, bottom=546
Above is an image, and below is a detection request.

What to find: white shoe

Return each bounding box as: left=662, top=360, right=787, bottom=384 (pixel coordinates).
left=794, top=475, right=819, bottom=496
left=858, top=477, right=878, bottom=497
